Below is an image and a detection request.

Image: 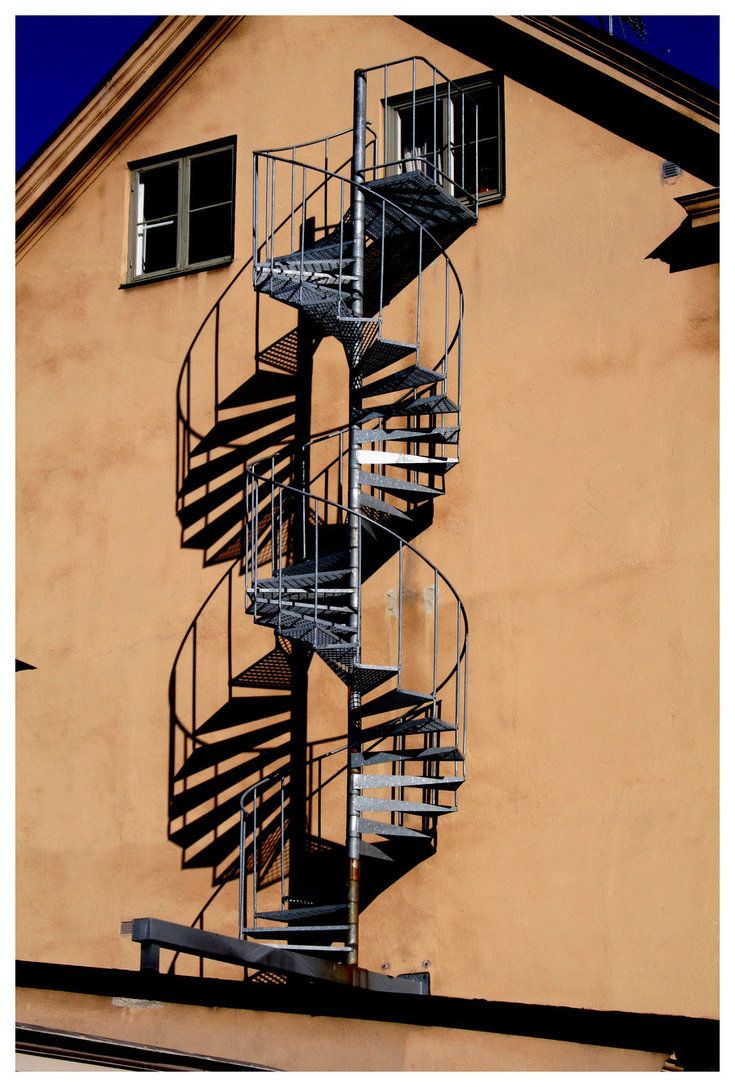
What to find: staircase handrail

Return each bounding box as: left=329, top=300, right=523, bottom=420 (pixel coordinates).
left=245, top=457, right=469, bottom=718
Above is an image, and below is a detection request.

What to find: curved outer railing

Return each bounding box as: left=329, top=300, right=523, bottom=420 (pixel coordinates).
left=244, top=459, right=469, bottom=753
left=170, top=57, right=475, bottom=960
left=251, top=155, right=470, bottom=436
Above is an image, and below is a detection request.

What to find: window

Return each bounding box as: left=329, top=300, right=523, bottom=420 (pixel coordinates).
left=127, top=137, right=236, bottom=283
left=387, top=74, right=504, bottom=206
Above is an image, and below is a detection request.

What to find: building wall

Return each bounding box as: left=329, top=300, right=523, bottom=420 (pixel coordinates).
left=16, top=987, right=668, bottom=1072
left=16, top=14, right=717, bottom=1026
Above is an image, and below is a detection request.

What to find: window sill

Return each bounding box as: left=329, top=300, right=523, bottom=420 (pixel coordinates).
left=120, top=256, right=234, bottom=289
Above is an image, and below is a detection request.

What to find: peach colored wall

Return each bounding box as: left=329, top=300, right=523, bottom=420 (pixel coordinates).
left=16, top=14, right=717, bottom=1029
left=16, top=988, right=668, bottom=1072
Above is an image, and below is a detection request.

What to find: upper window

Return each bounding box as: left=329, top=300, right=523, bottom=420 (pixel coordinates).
left=387, top=74, right=504, bottom=206
left=127, top=137, right=236, bottom=283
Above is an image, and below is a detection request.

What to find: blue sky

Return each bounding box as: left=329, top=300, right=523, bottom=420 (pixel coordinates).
left=16, top=15, right=158, bottom=171
left=15, top=14, right=719, bottom=173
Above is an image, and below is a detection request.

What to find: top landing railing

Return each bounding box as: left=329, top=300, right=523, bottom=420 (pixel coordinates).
left=358, top=56, right=481, bottom=210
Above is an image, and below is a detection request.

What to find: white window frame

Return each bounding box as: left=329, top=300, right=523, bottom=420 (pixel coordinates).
left=127, top=137, right=236, bottom=284
left=386, top=73, right=504, bottom=207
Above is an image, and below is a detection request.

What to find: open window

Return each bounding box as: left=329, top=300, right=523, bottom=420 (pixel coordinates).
left=387, top=73, right=504, bottom=206
left=127, top=137, right=236, bottom=283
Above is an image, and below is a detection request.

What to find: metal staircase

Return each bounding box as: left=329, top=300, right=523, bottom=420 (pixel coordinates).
left=163, top=58, right=479, bottom=984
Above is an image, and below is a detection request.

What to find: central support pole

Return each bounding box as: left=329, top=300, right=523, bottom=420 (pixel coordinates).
left=346, top=67, right=368, bottom=969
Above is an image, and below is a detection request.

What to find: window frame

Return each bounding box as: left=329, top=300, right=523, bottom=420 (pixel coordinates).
left=125, top=135, right=237, bottom=286
left=385, top=72, right=505, bottom=208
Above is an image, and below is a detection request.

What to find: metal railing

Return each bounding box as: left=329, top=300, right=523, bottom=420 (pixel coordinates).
left=243, top=456, right=469, bottom=759
left=360, top=56, right=481, bottom=211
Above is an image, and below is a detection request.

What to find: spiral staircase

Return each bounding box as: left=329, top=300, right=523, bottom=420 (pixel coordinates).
left=131, top=58, right=480, bottom=990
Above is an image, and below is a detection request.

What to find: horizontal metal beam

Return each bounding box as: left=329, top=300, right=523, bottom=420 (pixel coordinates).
left=125, top=918, right=428, bottom=995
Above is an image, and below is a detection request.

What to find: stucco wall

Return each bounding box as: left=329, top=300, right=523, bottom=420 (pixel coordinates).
left=16, top=15, right=717, bottom=1023
left=16, top=987, right=668, bottom=1072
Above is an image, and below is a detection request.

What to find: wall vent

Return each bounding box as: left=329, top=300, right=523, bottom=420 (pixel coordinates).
left=662, top=161, right=682, bottom=182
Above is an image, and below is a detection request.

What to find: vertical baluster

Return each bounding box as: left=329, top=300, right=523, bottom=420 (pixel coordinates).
left=290, top=149, right=295, bottom=252
left=433, top=570, right=439, bottom=712
left=252, top=784, right=259, bottom=925
left=318, top=759, right=322, bottom=842
left=254, top=478, right=259, bottom=619
left=227, top=567, right=233, bottom=687
left=463, top=631, right=469, bottom=757
left=299, top=168, right=306, bottom=300
left=455, top=598, right=461, bottom=728
left=475, top=102, right=479, bottom=212
left=324, top=137, right=329, bottom=233
left=270, top=158, right=276, bottom=275
left=213, top=302, right=221, bottom=425
left=280, top=776, right=286, bottom=905
left=239, top=802, right=246, bottom=937
left=416, top=232, right=423, bottom=363
left=379, top=200, right=385, bottom=327
left=338, top=182, right=344, bottom=317
left=278, top=484, right=283, bottom=632
left=461, top=92, right=465, bottom=193
left=447, top=77, right=451, bottom=190
left=252, top=153, right=259, bottom=274
left=444, top=258, right=449, bottom=381
left=383, top=65, right=388, bottom=175
left=263, top=157, right=270, bottom=270
left=338, top=430, right=344, bottom=509
left=411, top=58, right=416, bottom=169
left=432, top=68, right=437, bottom=181
left=313, top=498, right=319, bottom=634
left=398, top=544, right=403, bottom=679
left=270, top=467, right=276, bottom=577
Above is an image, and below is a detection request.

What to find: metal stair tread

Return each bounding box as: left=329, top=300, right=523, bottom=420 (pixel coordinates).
left=355, top=338, right=417, bottom=380
left=357, top=818, right=432, bottom=840
left=359, top=492, right=414, bottom=522
left=359, top=716, right=456, bottom=742
left=359, top=471, right=442, bottom=499
left=363, top=171, right=476, bottom=228
left=241, top=942, right=349, bottom=954
left=351, top=664, right=399, bottom=694
left=254, top=904, right=347, bottom=922
left=355, top=773, right=464, bottom=790
left=360, top=365, right=444, bottom=398
left=355, top=746, right=463, bottom=767
left=241, top=924, right=350, bottom=936
left=355, top=687, right=432, bottom=719
left=354, top=796, right=455, bottom=814
left=355, top=426, right=459, bottom=444
left=357, top=393, right=459, bottom=423
left=357, top=450, right=457, bottom=470
left=253, top=601, right=354, bottom=635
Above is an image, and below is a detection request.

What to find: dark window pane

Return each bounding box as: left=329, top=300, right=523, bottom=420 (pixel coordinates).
left=398, top=100, right=446, bottom=183
left=189, top=149, right=233, bottom=211
left=188, top=204, right=233, bottom=265
left=140, top=163, right=179, bottom=221
left=143, top=220, right=177, bottom=273
left=454, top=84, right=498, bottom=142
left=454, top=138, right=499, bottom=197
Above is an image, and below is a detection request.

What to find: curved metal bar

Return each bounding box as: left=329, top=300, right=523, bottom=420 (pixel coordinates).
left=245, top=460, right=469, bottom=652
left=254, top=122, right=376, bottom=157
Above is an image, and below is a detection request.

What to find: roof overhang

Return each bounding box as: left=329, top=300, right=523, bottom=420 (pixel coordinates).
left=401, top=15, right=718, bottom=185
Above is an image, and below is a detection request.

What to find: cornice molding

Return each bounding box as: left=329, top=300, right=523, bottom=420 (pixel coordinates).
left=503, top=16, right=718, bottom=129
left=16, top=15, right=244, bottom=260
